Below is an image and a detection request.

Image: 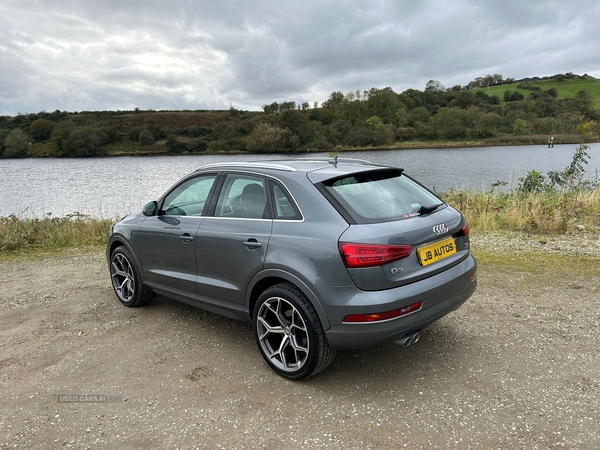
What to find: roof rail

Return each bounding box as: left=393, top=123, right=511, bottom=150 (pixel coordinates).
left=298, top=157, right=374, bottom=165
left=196, top=162, right=297, bottom=172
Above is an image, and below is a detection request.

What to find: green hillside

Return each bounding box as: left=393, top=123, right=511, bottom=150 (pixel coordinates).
left=2, top=72, right=599, bottom=158
left=474, top=75, right=600, bottom=109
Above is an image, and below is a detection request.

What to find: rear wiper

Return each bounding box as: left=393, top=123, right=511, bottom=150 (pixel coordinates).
left=418, top=203, right=443, bottom=215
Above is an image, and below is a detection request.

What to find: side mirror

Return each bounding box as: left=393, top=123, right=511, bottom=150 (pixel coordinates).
left=142, top=201, right=158, bottom=217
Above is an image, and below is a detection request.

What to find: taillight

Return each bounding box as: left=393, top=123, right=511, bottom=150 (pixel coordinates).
left=343, top=301, right=423, bottom=323
left=339, top=242, right=412, bottom=268
left=459, top=219, right=470, bottom=236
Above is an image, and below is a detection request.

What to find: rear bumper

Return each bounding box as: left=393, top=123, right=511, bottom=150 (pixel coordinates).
left=320, top=254, right=477, bottom=350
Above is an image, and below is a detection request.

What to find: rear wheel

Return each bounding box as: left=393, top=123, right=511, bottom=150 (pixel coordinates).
left=253, top=283, right=336, bottom=380
left=109, top=246, right=154, bottom=307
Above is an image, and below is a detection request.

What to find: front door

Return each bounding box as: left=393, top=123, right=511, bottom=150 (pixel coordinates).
left=138, top=173, right=218, bottom=300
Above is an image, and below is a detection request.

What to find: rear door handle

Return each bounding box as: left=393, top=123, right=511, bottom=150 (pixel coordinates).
left=243, top=239, right=262, bottom=249
left=180, top=233, right=194, bottom=243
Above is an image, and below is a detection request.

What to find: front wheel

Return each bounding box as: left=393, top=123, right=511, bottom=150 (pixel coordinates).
left=109, top=246, right=154, bottom=307
left=253, top=283, right=336, bottom=380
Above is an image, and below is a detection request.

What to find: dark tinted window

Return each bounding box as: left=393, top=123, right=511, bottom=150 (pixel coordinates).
left=321, top=169, right=443, bottom=223
left=214, top=174, right=267, bottom=219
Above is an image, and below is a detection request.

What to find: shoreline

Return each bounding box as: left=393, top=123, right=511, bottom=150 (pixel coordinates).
left=9, top=134, right=599, bottom=159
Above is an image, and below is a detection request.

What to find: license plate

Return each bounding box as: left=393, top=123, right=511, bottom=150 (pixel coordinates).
left=417, top=237, right=456, bottom=266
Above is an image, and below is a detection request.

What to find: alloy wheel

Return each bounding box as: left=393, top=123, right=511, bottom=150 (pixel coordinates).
left=256, top=296, right=310, bottom=372
left=111, top=253, right=135, bottom=303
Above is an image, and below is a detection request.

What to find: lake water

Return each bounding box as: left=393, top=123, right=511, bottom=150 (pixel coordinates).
left=1, top=143, right=599, bottom=218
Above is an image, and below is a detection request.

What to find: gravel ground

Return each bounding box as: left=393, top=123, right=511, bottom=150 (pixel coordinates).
left=0, top=233, right=599, bottom=449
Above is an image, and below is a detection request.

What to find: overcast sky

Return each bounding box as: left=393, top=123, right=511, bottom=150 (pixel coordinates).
left=1, top=0, right=599, bottom=116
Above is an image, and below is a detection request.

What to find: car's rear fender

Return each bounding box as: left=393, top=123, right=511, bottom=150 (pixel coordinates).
left=246, top=268, right=331, bottom=330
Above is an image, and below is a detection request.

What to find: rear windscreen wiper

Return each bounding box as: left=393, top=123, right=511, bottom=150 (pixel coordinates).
left=418, top=203, right=443, bottom=215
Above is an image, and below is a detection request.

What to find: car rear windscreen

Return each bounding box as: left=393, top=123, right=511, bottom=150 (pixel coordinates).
left=320, top=169, right=443, bottom=224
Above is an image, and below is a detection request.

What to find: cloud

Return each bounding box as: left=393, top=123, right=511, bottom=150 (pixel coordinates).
left=1, top=0, right=599, bottom=115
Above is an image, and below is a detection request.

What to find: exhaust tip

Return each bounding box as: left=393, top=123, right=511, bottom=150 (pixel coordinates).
left=394, top=331, right=422, bottom=348
left=394, top=335, right=412, bottom=347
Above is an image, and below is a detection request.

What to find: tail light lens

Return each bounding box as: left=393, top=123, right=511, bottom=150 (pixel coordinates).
left=339, top=243, right=412, bottom=268
left=459, top=219, right=470, bottom=236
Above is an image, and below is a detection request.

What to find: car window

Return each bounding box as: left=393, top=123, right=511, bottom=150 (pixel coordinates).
left=214, top=174, right=268, bottom=219
left=321, top=169, right=443, bottom=223
left=162, top=174, right=217, bottom=216
left=271, top=182, right=301, bottom=220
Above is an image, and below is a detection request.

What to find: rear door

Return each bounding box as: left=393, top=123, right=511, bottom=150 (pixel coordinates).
left=195, top=173, right=273, bottom=307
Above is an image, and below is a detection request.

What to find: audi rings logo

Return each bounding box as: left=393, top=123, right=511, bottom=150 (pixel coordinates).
left=433, top=224, right=448, bottom=236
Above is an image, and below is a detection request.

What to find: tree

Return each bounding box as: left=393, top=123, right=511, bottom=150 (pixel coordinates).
left=430, top=107, right=467, bottom=139
left=3, top=129, right=29, bottom=158
left=322, top=91, right=346, bottom=112
left=62, top=127, right=107, bottom=157
left=574, top=90, right=593, bottom=108
left=50, top=121, right=75, bottom=153
left=577, top=120, right=598, bottom=136
left=406, top=107, right=430, bottom=126
left=30, top=119, right=56, bottom=141
left=512, top=118, right=530, bottom=135
left=245, top=123, right=299, bottom=152
left=366, top=116, right=383, bottom=130
left=425, top=80, right=444, bottom=93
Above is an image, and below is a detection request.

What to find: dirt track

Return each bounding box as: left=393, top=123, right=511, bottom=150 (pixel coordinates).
left=0, top=244, right=599, bottom=449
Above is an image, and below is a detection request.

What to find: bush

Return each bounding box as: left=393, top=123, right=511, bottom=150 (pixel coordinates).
left=138, top=130, right=155, bottom=147
left=187, top=125, right=213, bottom=138
left=191, top=138, right=209, bottom=152
left=518, top=170, right=547, bottom=193
left=128, top=126, right=145, bottom=142
left=100, top=125, right=119, bottom=143
left=30, top=119, right=56, bottom=141
left=207, top=138, right=246, bottom=153
left=50, top=121, right=75, bottom=153
left=165, top=135, right=188, bottom=153
left=245, top=123, right=299, bottom=153
left=3, top=129, right=30, bottom=158
left=62, top=127, right=107, bottom=157
left=513, top=118, right=530, bottom=135
left=547, top=144, right=594, bottom=191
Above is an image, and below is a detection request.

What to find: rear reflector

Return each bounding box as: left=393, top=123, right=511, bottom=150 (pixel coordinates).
left=339, top=243, right=412, bottom=268
left=343, top=301, right=424, bottom=323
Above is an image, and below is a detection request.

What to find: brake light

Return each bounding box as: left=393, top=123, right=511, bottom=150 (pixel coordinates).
left=460, top=219, right=470, bottom=236
left=339, top=243, right=412, bottom=268
left=343, top=301, right=423, bottom=323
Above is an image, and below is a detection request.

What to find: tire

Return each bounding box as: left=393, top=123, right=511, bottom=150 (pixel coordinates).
left=109, top=246, right=154, bottom=307
left=253, top=283, right=336, bottom=380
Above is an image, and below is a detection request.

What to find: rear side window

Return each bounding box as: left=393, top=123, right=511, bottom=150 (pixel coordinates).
left=320, top=169, right=443, bottom=223
left=270, top=181, right=302, bottom=220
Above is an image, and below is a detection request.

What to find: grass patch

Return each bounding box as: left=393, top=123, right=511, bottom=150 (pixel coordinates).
left=442, top=189, right=600, bottom=235
left=475, top=76, right=600, bottom=109
left=0, top=214, right=112, bottom=257
left=474, top=248, right=600, bottom=276
left=2, top=187, right=599, bottom=257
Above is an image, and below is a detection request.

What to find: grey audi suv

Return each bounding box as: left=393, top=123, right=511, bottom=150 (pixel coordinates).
left=107, top=158, right=477, bottom=380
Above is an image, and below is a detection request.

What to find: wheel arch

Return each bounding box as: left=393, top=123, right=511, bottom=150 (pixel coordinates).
left=246, top=269, right=331, bottom=330
left=107, top=237, right=140, bottom=272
